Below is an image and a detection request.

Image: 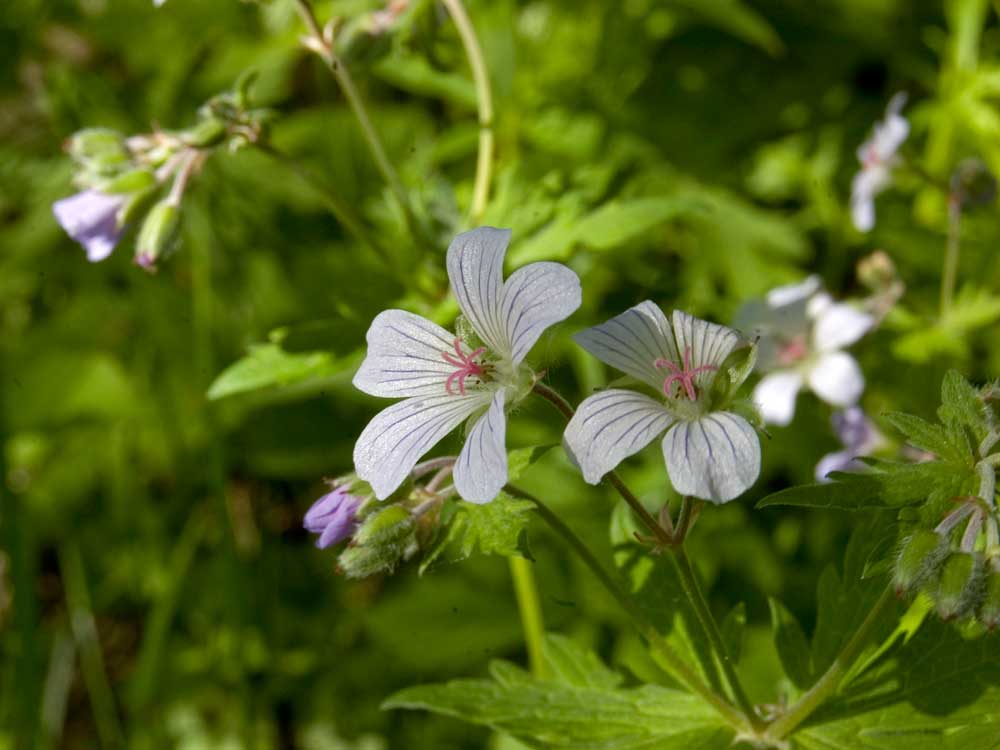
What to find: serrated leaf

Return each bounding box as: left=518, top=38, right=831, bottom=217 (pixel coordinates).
left=938, top=369, right=988, bottom=446
left=882, top=412, right=966, bottom=462
left=756, top=475, right=888, bottom=511
left=207, top=343, right=349, bottom=400
left=768, top=598, right=813, bottom=691
left=419, top=491, right=535, bottom=574
left=507, top=445, right=554, bottom=483
left=384, top=635, right=732, bottom=749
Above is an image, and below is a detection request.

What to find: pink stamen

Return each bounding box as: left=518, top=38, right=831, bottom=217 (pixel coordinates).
left=777, top=336, right=809, bottom=366
left=654, top=347, right=717, bottom=401
left=442, top=338, right=486, bottom=396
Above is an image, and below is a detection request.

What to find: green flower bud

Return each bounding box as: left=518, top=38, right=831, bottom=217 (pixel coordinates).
left=934, top=552, right=983, bottom=621
left=182, top=118, right=228, bottom=149
left=135, top=200, right=181, bottom=271
left=338, top=505, right=415, bottom=579
left=978, top=569, right=1000, bottom=630
left=67, top=128, right=130, bottom=173
left=117, top=185, right=161, bottom=227
left=99, top=169, right=157, bottom=195
left=893, top=529, right=947, bottom=596
left=709, top=341, right=757, bottom=408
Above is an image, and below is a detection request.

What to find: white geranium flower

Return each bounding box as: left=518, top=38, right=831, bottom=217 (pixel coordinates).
left=564, top=303, right=760, bottom=504
left=352, top=227, right=581, bottom=504
left=738, top=276, right=874, bottom=426
left=850, top=93, right=909, bottom=232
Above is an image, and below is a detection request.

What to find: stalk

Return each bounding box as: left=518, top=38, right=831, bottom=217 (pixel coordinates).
left=509, top=557, right=549, bottom=679
left=939, top=193, right=962, bottom=317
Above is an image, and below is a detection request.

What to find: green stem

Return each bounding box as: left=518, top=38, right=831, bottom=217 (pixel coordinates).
left=59, top=543, right=125, bottom=749
left=292, top=0, right=418, bottom=238
left=508, top=556, right=549, bottom=679
left=763, top=586, right=896, bottom=742
left=507, top=485, right=751, bottom=731
left=440, top=0, right=494, bottom=225
left=939, top=192, right=962, bottom=318
left=672, top=545, right=759, bottom=728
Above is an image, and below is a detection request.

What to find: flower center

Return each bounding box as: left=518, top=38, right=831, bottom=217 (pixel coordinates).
left=862, top=143, right=882, bottom=169
left=442, top=338, right=487, bottom=396
left=654, top=347, right=717, bottom=401
left=777, top=335, right=809, bottom=366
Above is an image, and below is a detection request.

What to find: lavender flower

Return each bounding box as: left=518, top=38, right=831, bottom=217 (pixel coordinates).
left=850, top=93, right=909, bottom=232
left=304, top=485, right=364, bottom=548
left=52, top=189, right=126, bottom=262
left=815, top=407, right=883, bottom=481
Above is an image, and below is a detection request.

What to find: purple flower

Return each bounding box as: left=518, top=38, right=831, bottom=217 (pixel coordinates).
left=52, top=190, right=126, bottom=262
left=815, top=406, right=883, bottom=481
left=304, top=486, right=363, bottom=548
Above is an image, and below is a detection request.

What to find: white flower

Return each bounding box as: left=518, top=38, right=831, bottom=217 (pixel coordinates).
left=352, top=227, right=581, bottom=504
left=739, top=276, right=874, bottom=426
left=850, top=93, right=909, bottom=232
left=564, top=303, right=760, bottom=504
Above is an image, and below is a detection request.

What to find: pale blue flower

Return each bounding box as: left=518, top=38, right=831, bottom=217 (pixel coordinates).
left=304, top=486, right=363, bottom=548
left=815, top=407, right=883, bottom=481
left=52, top=189, right=126, bottom=262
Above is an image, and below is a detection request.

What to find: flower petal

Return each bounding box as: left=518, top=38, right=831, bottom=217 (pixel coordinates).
left=662, top=413, right=760, bottom=503
left=446, top=227, right=510, bottom=356
left=52, top=190, right=125, bottom=262
left=453, top=390, right=507, bottom=504
left=670, top=310, right=742, bottom=391
left=499, top=262, right=581, bottom=365
left=753, top=371, right=803, bottom=426
left=815, top=449, right=858, bottom=482
left=807, top=352, right=864, bottom=407
left=354, top=392, right=489, bottom=499
left=563, top=389, right=674, bottom=484
left=766, top=276, right=821, bottom=309
left=353, top=310, right=457, bottom=398
left=573, top=302, right=678, bottom=391
left=812, top=302, right=874, bottom=352
left=850, top=168, right=888, bottom=233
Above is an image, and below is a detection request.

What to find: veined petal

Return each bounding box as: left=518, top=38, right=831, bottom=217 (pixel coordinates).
left=812, top=302, right=874, bottom=352
left=670, top=310, right=742, bottom=392
left=807, top=352, right=863, bottom=407
left=563, top=389, right=674, bottom=484
left=446, top=227, right=510, bottom=356
left=354, top=392, right=489, bottom=499
left=662, top=413, right=760, bottom=503
left=573, top=301, right=678, bottom=391
left=499, top=261, right=581, bottom=365
left=754, top=370, right=803, bottom=426
left=353, top=310, right=458, bottom=398
left=453, top=390, right=507, bottom=504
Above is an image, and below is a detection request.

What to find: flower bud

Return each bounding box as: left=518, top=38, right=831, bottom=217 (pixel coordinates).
left=135, top=200, right=181, bottom=271
left=182, top=118, right=228, bottom=149
left=978, top=569, right=1000, bottom=629
left=934, top=552, right=983, bottom=621
left=67, top=128, right=130, bottom=171
left=951, top=158, right=997, bottom=210
left=337, top=505, right=415, bottom=579
left=856, top=251, right=898, bottom=292
left=99, top=168, right=157, bottom=195
left=892, top=529, right=947, bottom=596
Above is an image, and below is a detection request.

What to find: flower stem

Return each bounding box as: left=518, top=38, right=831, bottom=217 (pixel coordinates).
left=506, top=485, right=751, bottom=731
left=672, top=544, right=760, bottom=729
left=508, top=556, right=549, bottom=679
left=292, top=0, right=418, bottom=239
left=763, top=585, right=896, bottom=742
left=940, top=193, right=962, bottom=318
left=440, top=0, right=494, bottom=226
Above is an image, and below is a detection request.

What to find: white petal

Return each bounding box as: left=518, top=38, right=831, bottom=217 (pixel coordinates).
left=753, top=371, right=803, bottom=427
left=499, top=262, right=581, bottom=365
left=807, top=352, right=864, bottom=407
left=815, top=449, right=855, bottom=482
left=873, top=95, right=909, bottom=160
left=353, top=310, right=458, bottom=398
left=354, top=393, right=488, bottom=499
left=812, top=302, right=874, bottom=352
left=563, top=389, right=674, bottom=484
left=766, top=275, right=821, bottom=309
left=850, top=168, right=889, bottom=232
left=453, top=390, right=507, bottom=504
left=573, top=302, right=678, bottom=392
left=669, top=310, right=742, bottom=392
left=446, top=227, right=510, bottom=356
left=662, top=413, right=761, bottom=503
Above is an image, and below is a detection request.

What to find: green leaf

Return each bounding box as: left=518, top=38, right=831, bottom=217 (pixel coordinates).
left=768, top=598, right=813, bottom=691
left=419, top=491, right=535, bottom=574
left=371, top=53, right=477, bottom=110
left=893, top=288, right=1000, bottom=363
left=938, top=370, right=988, bottom=445
left=384, top=635, right=733, bottom=749
left=881, top=412, right=966, bottom=463
left=720, top=602, right=747, bottom=665
left=756, top=475, right=888, bottom=511
left=207, top=343, right=350, bottom=400
left=666, top=0, right=784, bottom=57
left=507, top=445, right=555, bottom=483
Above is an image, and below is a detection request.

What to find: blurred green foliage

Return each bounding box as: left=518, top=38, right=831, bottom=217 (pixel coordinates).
left=3, top=0, right=1000, bottom=748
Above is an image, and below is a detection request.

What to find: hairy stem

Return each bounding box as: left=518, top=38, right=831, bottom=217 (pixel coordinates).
left=439, top=0, right=494, bottom=225
left=509, top=556, right=549, bottom=679
left=507, top=485, right=751, bottom=731
left=672, top=545, right=760, bottom=728
left=940, top=193, right=962, bottom=317
left=292, top=0, right=418, bottom=238
left=763, top=586, right=896, bottom=742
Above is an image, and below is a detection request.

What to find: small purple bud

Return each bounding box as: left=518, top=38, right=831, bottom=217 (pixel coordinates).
left=816, top=407, right=881, bottom=481
left=52, top=190, right=126, bottom=262
left=304, top=486, right=363, bottom=549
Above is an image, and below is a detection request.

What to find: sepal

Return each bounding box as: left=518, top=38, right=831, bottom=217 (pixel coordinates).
left=338, top=504, right=416, bottom=579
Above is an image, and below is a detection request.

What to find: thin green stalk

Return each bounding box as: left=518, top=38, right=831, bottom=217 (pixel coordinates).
left=939, top=193, right=962, bottom=318
left=672, top=545, right=759, bottom=729
left=508, top=556, right=549, bottom=679
left=763, top=586, right=896, bottom=742
left=292, top=0, right=418, bottom=238
left=59, top=543, right=125, bottom=749
left=506, top=485, right=751, bottom=731
left=440, top=0, right=494, bottom=225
